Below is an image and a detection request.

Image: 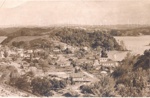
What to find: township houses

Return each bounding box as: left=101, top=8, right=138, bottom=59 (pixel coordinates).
left=55, top=42, right=78, bottom=53
left=76, top=58, right=93, bottom=66
left=0, top=47, right=18, bottom=58
left=53, top=48, right=61, bottom=53
left=0, top=51, right=4, bottom=58
left=93, top=56, right=119, bottom=68
left=56, top=55, right=71, bottom=67
left=69, top=72, right=91, bottom=83
left=46, top=72, right=69, bottom=80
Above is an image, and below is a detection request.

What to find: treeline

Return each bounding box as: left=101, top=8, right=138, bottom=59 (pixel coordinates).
left=53, top=28, right=122, bottom=50
left=1, top=28, right=50, bottom=45
left=12, top=38, right=54, bottom=49
left=110, top=28, right=150, bottom=36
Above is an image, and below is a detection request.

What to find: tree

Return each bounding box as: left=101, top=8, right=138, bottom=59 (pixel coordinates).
left=63, top=91, right=80, bottom=97
left=38, top=59, right=50, bottom=73
left=15, top=77, right=30, bottom=91
left=71, top=61, right=77, bottom=68
left=31, top=77, right=53, bottom=96
left=80, top=76, right=115, bottom=97
left=120, top=40, right=126, bottom=50
left=4, top=51, right=8, bottom=58
left=101, top=50, right=108, bottom=58
left=96, top=46, right=102, bottom=52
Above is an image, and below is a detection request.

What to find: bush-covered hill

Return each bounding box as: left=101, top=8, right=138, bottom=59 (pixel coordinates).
left=111, top=49, right=150, bottom=96
left=1, top=27, right=123, bottom=51
left=133, top=49, right=150, bottom=70
left=110, top=28, right=150, bottom=36
left=0, top=29, right=7, bottom=36
left=1, top=27, right=51, bottom=45
left=52, top=28, right=122, bottom=50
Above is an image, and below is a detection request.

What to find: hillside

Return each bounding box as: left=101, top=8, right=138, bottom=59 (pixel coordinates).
left=0, top=29, right=7, bottom=36
left=1, top=27, right=123, bottom=51
left=0, top=83, right=35, bottom=97
left=133, top=49, right=150, bottom=70
left=1, top=25, right=150, bottom=38
left=2, top=26, right=150, bottom=50
left=1, top=27, right=52, bottom=45
left=110, top=27, right=150, bottom=36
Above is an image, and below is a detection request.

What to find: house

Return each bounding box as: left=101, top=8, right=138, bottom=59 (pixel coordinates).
left=59, top=44, right=67, bottom=51
left=70, top=72, right=91, bottom=83
left=93, top=60, right=100, bottom=66
left=19, top=52, right=25, bottom=57
left=27, top=50, right=33, bottom=54
left=87, top=56, right=95, bottom=60
left=34, top=49, right=43, bottom=53
left=49, top=54, right=58, bottom=60
left=17, top=48, right=24, bottom=53
left=99, top=57, right=108, bottom=62
left=83, top=47, right=88, bottom=51
left=76, top=58, right=93, bottom=66
left=56, top=55, right=71, bottom=67
left=95, top=66, right=101, bottom=70
left=53, top=48, right=60, bottom=53
left=0, top=51, right=4, bottom=58
left=96, top=51, right=119, bottom=67
left=100, top=61, right=118, bottom=67
left=29, top=66, right=37, bottom=72
left=101, top=71, right=107, bottom=75
left=46, top=72, right=69, bottom=79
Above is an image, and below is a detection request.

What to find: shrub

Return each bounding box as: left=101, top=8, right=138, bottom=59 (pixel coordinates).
left=31, top=77, right=53, bottom=96
left=63, top=91, right=80, bottom=97
left=10, top=75, right=30, bottom=91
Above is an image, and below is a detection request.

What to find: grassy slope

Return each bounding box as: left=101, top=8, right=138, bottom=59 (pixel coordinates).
left=0, top=83, right=36, bottom=97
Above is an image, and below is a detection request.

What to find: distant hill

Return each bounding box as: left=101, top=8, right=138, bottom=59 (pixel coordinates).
left=1, top=27, right=52, bottom=45
left=1, top=25, right=150, bottom=50
left=110, top=27, right=150, bottom=36
left=0, top=28, right=20, bottom=35
left=1, top=27, right=123, bottom=51
left=1, top=25, right=150, bottom=36
left=0, top=29, right=7, bottom=36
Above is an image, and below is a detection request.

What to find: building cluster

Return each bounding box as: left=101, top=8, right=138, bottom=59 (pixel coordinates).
left=0, top=43, right=119, bottom=85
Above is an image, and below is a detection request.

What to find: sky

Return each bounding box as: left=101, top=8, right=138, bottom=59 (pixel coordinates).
left=0, top=0, right=150, bottom=27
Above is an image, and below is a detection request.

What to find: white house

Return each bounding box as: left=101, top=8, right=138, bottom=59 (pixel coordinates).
left=99, top=57, right=108, bottom=62
left=100, top=61, right=119, bottom=67
left=0, top=51, right=4, bottom=58
left=93, top=60, right=100, bottom=66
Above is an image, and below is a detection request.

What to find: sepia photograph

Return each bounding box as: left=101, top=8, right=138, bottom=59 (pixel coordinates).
left=0, top=0, right=150, bottom=97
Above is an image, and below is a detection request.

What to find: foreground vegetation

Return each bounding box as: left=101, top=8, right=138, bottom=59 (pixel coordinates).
left=80, top=49, right=150, bottom=97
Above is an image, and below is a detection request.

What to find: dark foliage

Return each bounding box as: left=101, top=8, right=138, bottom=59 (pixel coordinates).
left=3, top=27, right=122, bottom=51
left=54, top=29, right=122, bottom=50
left=12, top=41, right=29, bottom=49
left=29, top=38, right=53, bottom=49
left=133, top=49, right=150, bottom=70
left=101, top=50, right=108, bottom=57
left=110, top=28, right=150, bottom=36
left=31, top=77, right=53, bottom=96
left=31, top=77, right=66, bottom=96
left=112, top=50, right=150, bottom=96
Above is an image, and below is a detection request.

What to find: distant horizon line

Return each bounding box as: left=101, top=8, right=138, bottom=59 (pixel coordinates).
left=1, top=23, right=150, bottom=28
